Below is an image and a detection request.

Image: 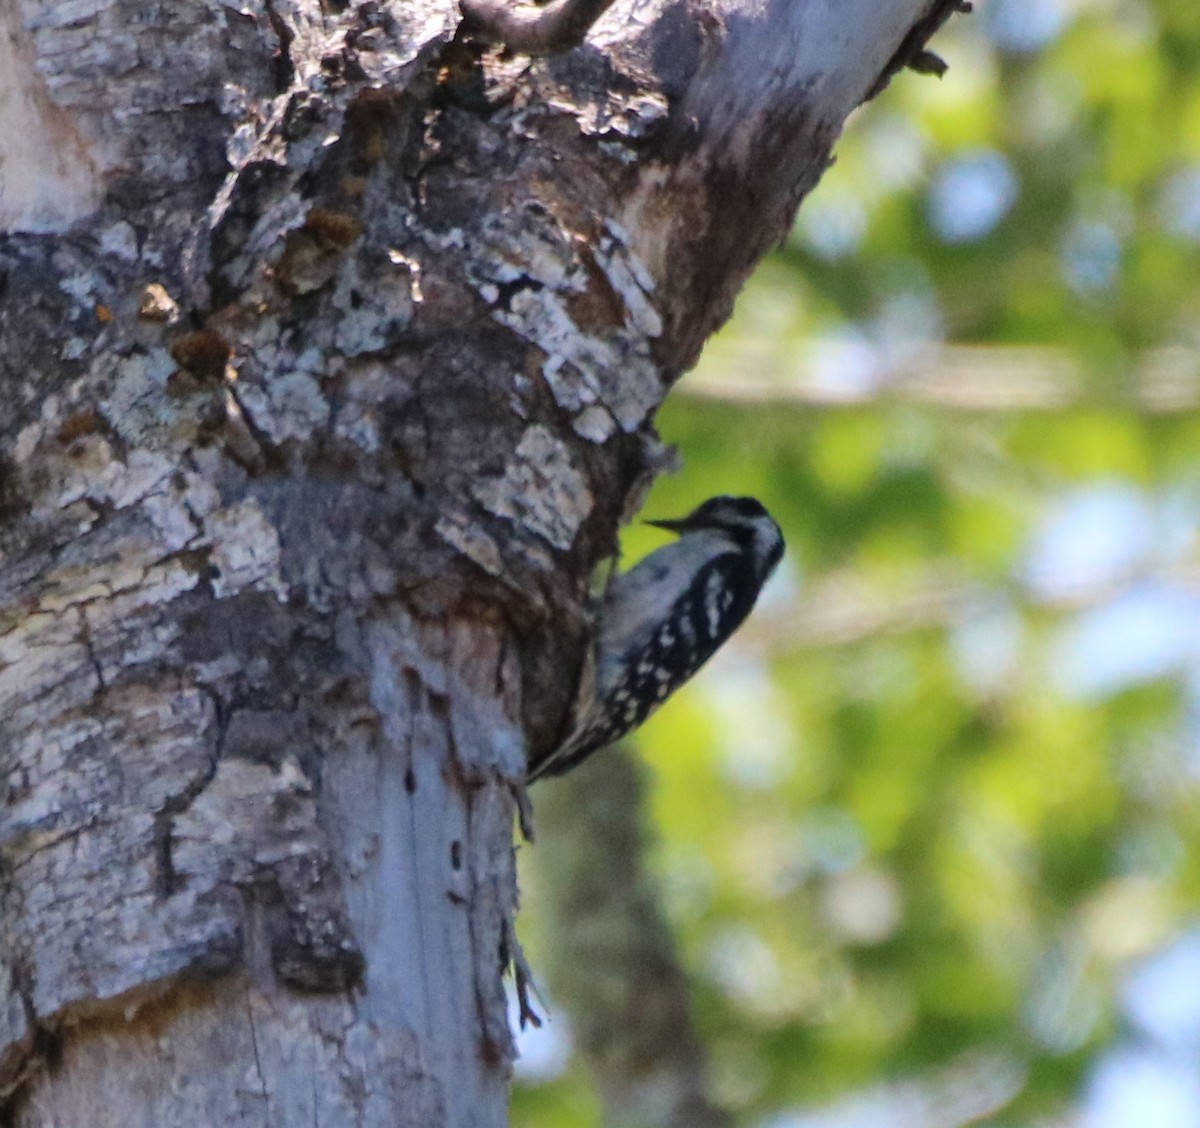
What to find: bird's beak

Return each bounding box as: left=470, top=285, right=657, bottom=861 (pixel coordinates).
left=645, top=515, right=690, bottom=534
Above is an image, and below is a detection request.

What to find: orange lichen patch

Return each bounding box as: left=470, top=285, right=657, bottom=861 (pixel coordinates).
left=273, top=209, right=363, bottom=296
left=56, top=408, right=105, bottom=443
left=304, top=208, right=363, bottom=250
left=170, top=329, right=232, bottom=383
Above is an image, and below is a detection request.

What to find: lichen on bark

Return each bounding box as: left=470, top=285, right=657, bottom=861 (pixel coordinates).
left=0, top=0, right=964, bottom=1121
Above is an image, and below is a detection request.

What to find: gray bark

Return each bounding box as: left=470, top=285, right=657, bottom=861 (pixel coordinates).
left=0, top=0, right=961, bottom=1123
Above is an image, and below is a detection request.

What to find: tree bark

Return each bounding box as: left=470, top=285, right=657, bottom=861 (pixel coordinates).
left=0, top=0, right=961, bottom=1123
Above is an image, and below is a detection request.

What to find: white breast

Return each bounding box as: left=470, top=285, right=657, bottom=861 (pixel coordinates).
left=596, top=529, right=739, bottom=660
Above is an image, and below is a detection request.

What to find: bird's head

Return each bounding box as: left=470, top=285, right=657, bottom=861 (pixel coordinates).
left=647, top=495, right=784, bottom=576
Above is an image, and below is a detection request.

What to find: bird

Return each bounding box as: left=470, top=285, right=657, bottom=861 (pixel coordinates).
left=528, top=495, right=784, bottom=781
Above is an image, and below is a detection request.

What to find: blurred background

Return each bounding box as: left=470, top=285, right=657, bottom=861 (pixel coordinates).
left=514, top=0, right=1200, bottom=1124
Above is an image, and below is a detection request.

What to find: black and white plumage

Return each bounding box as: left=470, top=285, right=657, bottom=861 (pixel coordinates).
left=528, top=496, right=785, bottom=781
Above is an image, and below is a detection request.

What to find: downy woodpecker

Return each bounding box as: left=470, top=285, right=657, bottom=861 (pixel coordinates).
left=528, top=496, right=785, bottom=781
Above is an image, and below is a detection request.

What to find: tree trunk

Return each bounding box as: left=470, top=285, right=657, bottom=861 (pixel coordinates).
left=532, top=747, right=732, bottom=1126
left=0, top=0, right=961, bottom=1123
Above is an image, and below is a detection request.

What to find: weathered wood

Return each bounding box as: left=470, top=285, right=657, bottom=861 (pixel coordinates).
left=0, top=0, right=962, bottom=1122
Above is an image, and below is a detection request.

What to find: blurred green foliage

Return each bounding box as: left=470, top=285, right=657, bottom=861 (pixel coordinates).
left=515, top=2, right=1200, bottom=1124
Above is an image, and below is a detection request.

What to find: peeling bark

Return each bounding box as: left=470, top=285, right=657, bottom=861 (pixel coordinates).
left=0, top=0, right=963, bottom=1122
